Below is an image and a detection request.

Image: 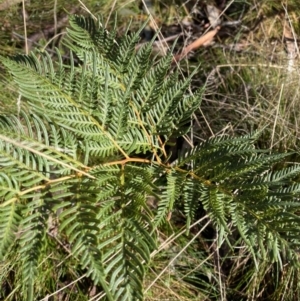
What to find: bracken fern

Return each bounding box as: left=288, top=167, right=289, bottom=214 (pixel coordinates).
left=1, top=14, right=300, bottom=301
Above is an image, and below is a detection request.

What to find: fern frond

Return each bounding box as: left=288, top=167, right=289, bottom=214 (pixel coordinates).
left=0, top=202, right=20, bottom=260
left=3, top=12, right=300, bottom=301
left=139, top=53, right=173, bottom=114
left=19, top=197, right=49, bottom=301
left=176, top=131, right=259, bottom=167
left=154, top=169, right=186, bottom=226
left=264, top=164, right=300, bottom=183
left=183, top=177, right=203, bottom=232
left=201, top=185, right=230, bottom=231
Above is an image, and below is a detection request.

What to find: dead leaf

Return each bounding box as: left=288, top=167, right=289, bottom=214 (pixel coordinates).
left=206, top=4, right=221, bottom=28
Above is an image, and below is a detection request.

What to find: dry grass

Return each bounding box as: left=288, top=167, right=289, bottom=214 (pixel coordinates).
left=192, top=1, right=300, bottom=153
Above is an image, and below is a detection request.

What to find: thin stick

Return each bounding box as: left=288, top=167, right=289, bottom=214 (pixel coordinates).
left=105, top=0, right=117, bottom=28
left=141, top=0, right=168, bottom=56
left=173, top=0, right=235, bottom=62
left=78, top=0, right=97, bottom=21
left=146, top=219, right=211, bottom=292
left=21, top=0, right=28, bottom=54
left=173, top=26, right=220, bottom=62
left=38, top=274, right=87, bottom=301
left=271, top=83, right=283, bottom=149
left=53, top=0, right=57, bottom=40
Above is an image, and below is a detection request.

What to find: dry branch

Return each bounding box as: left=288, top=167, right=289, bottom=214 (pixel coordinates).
left=173, top=26, right=220, bottom=63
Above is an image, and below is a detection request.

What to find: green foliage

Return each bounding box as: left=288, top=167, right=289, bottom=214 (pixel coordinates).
left=1, top=13, right=300, bottom=301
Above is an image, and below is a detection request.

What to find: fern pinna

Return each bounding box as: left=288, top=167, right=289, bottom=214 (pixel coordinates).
left=1, top=14, right=300, bottom=301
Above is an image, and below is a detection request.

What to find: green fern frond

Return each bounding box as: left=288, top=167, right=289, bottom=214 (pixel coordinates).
left=176, top=131, right=260, bottom=167
left=264, top=164, right=300, bottom=183
left=3, top=12, right=300, bottom=301
left=183, top=177, right=203, bottom=232
left=19, top=198, right=49, bottom=301
left=154, top=169, right=186, bottom=226
left=139, top=53, right=173, bottom=114
left=201, top=186, right=230, bottom=231
left=0, top=202, right=20, bottom=260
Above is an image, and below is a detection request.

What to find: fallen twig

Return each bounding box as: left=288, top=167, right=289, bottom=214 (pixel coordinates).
left=173, top=26, right=220, bottom=63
